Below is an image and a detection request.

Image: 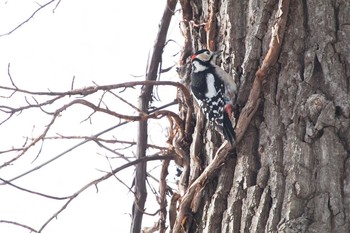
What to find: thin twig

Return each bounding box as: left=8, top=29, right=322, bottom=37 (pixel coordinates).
left=38, top=154, right=174, bottom=233
left=0, top=101, right=178, bottom=185
left=103, top=155, right=135, bottom=194
left=0, top=0, right=57, bottom=37
left=0, top=80, right=191, bottom=103
left=0, top=178, right=70, bottom=200
left=0, top=220, right=38, bottom=232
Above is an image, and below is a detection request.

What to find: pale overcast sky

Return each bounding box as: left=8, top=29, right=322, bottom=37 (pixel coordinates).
left=0, top=1, right=181, bottom=232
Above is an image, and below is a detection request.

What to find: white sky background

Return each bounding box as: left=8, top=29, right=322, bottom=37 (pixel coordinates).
left=0, top=0, right=182, bottom=232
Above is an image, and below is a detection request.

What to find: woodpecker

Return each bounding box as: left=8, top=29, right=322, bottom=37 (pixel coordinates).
left=190, top=49, right=237, bottom=144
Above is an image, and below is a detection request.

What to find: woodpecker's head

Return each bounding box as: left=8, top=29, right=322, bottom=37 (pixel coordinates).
left=191, top=49, right=221, bottom=72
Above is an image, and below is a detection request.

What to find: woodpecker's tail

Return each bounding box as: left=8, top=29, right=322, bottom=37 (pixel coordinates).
left=222, top=104, right=235, bottom=144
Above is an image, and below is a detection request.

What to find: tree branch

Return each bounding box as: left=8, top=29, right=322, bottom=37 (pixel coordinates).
left=172, top=141, right=233, bottom=232
left=0, top=80, right=191, bottom=112
left=131, top=1, right=179, bottom=233
left=158, top=159, right=170, bottom=233
left=0, top=100, right=178, bottom=185
left=38, top=154, right=174, bottom=233
left=0, top=220, right=37, bottom=233
left=0, top=178, right=70, bottom=200
left=0, top=0, right=57, bottom=37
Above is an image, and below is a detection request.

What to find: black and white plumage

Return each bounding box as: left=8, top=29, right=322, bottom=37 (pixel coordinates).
left=190, top=49, right=236, bottom=144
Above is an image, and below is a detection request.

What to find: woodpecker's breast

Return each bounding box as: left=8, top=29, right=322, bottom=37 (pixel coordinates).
left=203, top=74, right=217, bottom=98
left=191, top=69, right=226, bottom=125
left=191, top=70, right=224, bottom=99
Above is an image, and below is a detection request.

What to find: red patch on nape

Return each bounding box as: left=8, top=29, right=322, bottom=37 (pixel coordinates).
left=191, top=54, right=197, bottom=61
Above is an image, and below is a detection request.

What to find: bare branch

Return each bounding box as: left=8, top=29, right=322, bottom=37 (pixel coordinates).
left=96, top=142, right=174, bottom=196
left=57, top=99, right=183, bottom=126
left=131, top=1, right=179, bottom=232
left=0, top=98, right=181, bottom=168
left=169, top=193, right=181, bottom=231
left=0, top=220, right=38, bottom=232
left=0, top=95, right=63, bottom=115
left=38, top=154, right=175, bottom=233
left=0, top=100, right=177, bottom=185
left=53, top=0, right=62, bottom=13
left=0, top=0, right=57, bottom=37
left=158, top=160, right=170, bottom=233
left=0, top=121, right=129, bottom=184
left=0, top=81, right=191, bottom=126
left=0, top=80, right=191, bottom=102
left=107, top=90, right=142, bottom=113
left=45, top=135, right=167, bottom=151
left=7, top=63, right=18, bottom=89
left=172, top=142, right=233, bottom=232
left=0, top=108, right=60, bottom=168
left=0, top=178, right=70, bottom=200
left=103, top=155, right=135, bottom=194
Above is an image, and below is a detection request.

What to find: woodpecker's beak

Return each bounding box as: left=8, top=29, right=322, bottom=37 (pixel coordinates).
left=212, top=50, right=222, bottom=56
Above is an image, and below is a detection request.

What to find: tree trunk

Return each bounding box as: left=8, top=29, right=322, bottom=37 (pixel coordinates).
left=175, top=0, right=350, bottom=232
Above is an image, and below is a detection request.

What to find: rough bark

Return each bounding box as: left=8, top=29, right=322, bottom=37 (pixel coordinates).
left=175, top=0, right=350, bottom=232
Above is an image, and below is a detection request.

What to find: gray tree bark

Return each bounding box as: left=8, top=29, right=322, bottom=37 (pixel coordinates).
left=174, top=0, right=350, bottom=232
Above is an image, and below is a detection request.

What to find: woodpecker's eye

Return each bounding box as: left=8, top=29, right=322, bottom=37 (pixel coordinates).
left=192, top=63, right=196, bottom=71
left=206, top=51, right=210, bottom=55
